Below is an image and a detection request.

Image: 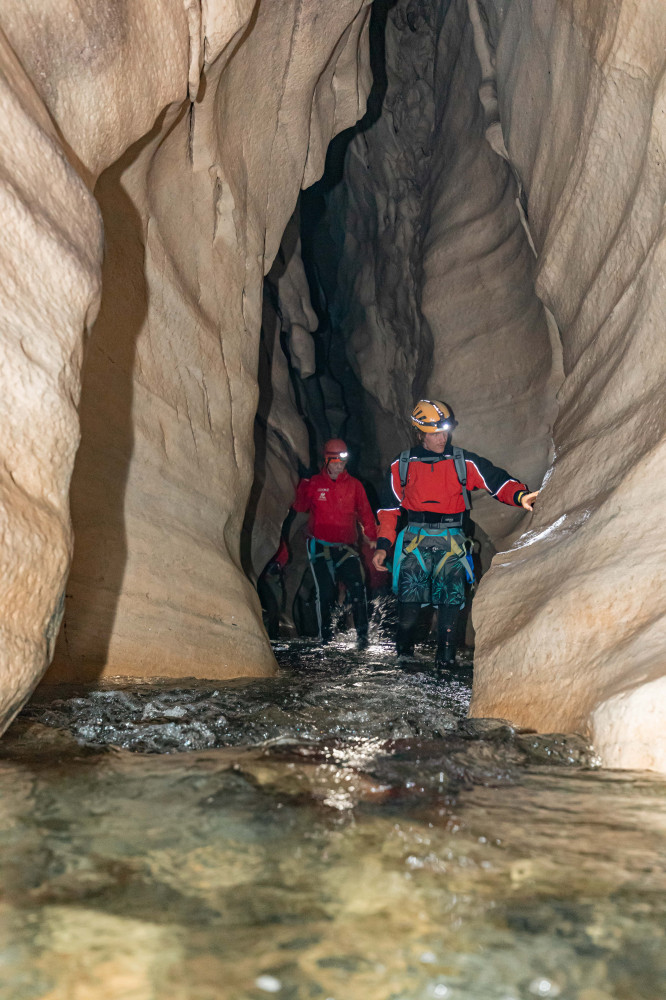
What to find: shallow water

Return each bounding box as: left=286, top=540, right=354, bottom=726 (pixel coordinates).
left=1, top=638, right=665, bottom=1000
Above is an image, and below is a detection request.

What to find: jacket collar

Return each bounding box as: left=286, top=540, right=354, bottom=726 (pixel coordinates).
left=412, top=441, right=453, bottom=458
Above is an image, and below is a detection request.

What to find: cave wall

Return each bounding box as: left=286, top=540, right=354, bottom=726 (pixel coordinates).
left=0, top=29, right=103, bottom=729
left=319, top=0, right=666, bottom=768
left=469, top=0, right=666, bottom=770
left=420, top=0, right=559, bottom=543
left=0, top=0, right=372, bottom=723
left=322, top=0, right=557, bottom=542
left=245, top=212, right=315, bottom=582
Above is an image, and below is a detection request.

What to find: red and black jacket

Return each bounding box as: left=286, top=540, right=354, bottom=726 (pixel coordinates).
left=293, top=468, right=377, bottom=546
left=376, top=444, right=528, bottom=549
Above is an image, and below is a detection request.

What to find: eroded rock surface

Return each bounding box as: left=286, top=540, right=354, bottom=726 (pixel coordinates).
left=0, top=30, right=103, bottom=730
left=312, top=0, right=666, bottom=769
left=0, top=1, right=372, bottom=721
left=468, top=0, right=666, bottom=770
left=321, top=0, right=558, bottom=543
left=245, top=211, right=316, bottom=583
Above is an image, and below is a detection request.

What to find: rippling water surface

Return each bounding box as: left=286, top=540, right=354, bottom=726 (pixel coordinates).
left=1, top=638, right=665, bottom=1000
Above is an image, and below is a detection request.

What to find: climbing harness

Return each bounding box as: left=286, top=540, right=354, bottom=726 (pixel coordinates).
left=391, top=525, right=475, bottom=596
left=306, top=537, right=368, bottom=643
left=392, top=447, right=474, bottom=597
left=307, top=538, right=364, bottom=583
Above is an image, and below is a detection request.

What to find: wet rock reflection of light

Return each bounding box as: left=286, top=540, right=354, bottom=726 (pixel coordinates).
left=1, top=642, right=665, bottom=999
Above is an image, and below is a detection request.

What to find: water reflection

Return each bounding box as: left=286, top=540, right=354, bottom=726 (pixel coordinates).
left=1, top=640, right=665, bottom=999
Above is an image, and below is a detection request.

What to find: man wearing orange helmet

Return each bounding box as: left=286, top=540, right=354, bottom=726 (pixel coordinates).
left=293, top=439, right=377, bottom=649
left=372, top=400, right=539, bottom=674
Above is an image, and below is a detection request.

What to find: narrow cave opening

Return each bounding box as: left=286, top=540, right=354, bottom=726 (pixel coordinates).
left=251, top=0, right=561, bottom=643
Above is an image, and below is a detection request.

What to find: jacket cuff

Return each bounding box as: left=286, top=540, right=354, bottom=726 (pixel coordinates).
left=376, top=537, right=392, bottom=552
left=513, top=489, right=528, bottom=506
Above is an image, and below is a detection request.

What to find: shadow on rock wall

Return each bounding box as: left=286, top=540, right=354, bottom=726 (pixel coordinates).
left=46, top=124, right=156, bottom=682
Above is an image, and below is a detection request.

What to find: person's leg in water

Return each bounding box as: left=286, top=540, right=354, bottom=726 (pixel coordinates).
left=396, top=601, right=421, bottom=656
left=336, top=552, right=370, bottom=650
left=395, top=529, right=432, bottom=658
left=432, top=532, right=468, bottom=674
left=435, top=603, right=461, bottom=673
left=257, top=568, right=281, bottom=639
left=307, top=542, right=337, bottom=644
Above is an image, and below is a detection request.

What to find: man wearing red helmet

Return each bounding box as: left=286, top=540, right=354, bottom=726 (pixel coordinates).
left=372, top=400, right=539, bottom=675
left=293, top=439, right=377, bottom=649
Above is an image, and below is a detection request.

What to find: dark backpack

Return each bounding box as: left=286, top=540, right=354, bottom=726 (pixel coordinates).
left=398, top=447, right=471, bottom=511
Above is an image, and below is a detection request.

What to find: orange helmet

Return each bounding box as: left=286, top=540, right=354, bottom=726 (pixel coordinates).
left=323, top=438, right=349, bottom=461
left=411, top=399, right=457, bottom=433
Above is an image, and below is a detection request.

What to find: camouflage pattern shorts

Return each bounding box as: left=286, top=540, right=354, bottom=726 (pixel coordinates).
left=395, top=528, right=470, bottom=607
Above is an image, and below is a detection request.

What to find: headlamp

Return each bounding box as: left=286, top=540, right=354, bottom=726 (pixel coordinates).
left=339, top=451, right=348, bottom=459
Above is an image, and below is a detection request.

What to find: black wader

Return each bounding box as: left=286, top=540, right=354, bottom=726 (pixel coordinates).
left=307, top=539, right=369, bottom=644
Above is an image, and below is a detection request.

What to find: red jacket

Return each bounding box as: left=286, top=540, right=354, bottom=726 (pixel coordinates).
left=377, top=445, right=528, bottom=546
left=293, top=468, right=377, bottom=545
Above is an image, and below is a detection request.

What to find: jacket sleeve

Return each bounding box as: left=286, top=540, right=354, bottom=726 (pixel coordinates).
left=355, top=481, right=378, bottom=540
left=464, top=450, right=528, bottom=506
left=292, top=478, right=312, bottom=512
left=376, top=458, right=402, bottom=548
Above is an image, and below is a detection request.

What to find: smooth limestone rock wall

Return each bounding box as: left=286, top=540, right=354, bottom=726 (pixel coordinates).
left=0, top=0, right=200, bottom=726
left=324, top=0, right=665, bottom=769
left=325, top=0, right=557, bottom=543
left=244, top=211, right=316, bottom=581
left=49, top=2, right=373, bottom=685
left=0, top=31, right=103, bottom=731
left=325, top=0, right=557, bottom=537
left=469, top=0, right=666, bottom=771
left=0, top=1, right=372, bottom=725
left=419, top=0, right=559, bottom=544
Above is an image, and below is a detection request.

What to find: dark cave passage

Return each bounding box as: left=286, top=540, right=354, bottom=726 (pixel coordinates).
left=248, top=0, right=558, bottom=645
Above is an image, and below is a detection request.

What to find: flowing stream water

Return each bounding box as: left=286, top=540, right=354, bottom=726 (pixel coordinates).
left=1, top=637, right=665, bottom=1000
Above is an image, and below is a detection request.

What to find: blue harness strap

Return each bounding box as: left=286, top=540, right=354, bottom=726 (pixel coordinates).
left=392, top=526, right=474, bottom=594
left=392, top=528, right=406, bottom=595
left=433, top=535, right=475, bottom=585
left=460, top=549, right=475, bottom=584
left=308, top=537, right=360, bottom=583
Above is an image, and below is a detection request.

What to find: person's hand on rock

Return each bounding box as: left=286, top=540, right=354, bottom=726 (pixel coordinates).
left=521, top=491, right=539, bottom=511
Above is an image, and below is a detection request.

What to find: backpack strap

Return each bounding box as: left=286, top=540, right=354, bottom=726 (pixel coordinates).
left=399, top=446, right=471, bottom=510
left=452, top=446, right=471, bottom=511
left=398, top=449, right=410, bottom=491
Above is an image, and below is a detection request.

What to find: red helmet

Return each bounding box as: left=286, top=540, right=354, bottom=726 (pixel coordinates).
left=324, top=438, right=349, bottom=461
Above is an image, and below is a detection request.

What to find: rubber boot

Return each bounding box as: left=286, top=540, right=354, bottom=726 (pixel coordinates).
left=351, top=590, right=369, bottom=651
left=396, top=601, right=420, bottom=658
left=435, top=605, right=460, bottom=677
